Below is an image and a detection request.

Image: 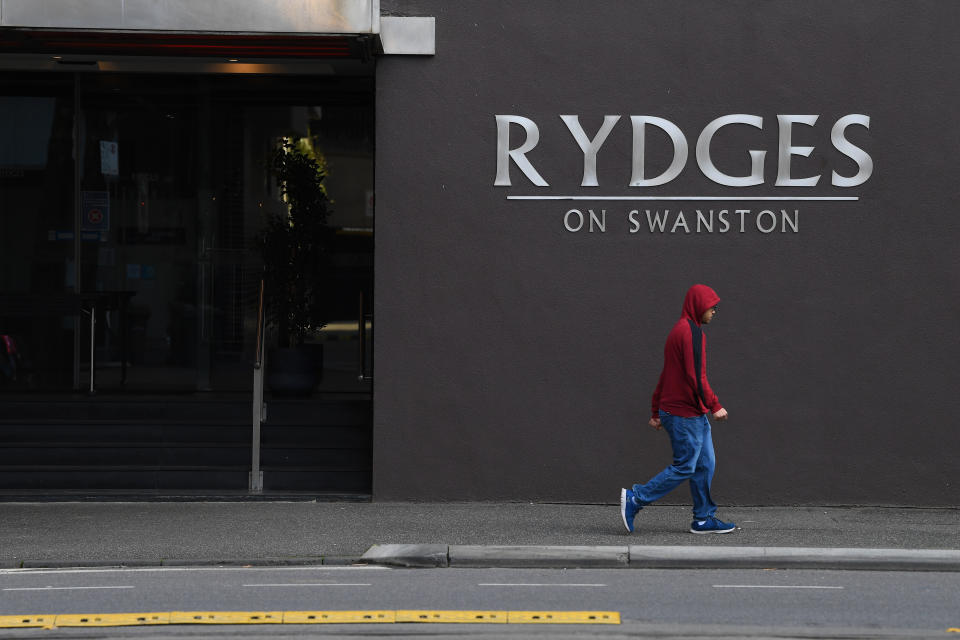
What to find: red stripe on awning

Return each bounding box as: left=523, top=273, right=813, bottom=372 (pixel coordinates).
left=0, top=30, right=358, bottom=58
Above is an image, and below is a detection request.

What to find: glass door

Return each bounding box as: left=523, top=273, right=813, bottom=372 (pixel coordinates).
left=76, top=74, right=210, bottom=391
left=0, top=73, right=77, bottom=391
left=213, top=80, right=375, bottom=394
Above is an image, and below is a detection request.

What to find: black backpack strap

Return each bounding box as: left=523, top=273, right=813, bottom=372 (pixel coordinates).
left=687, top=319, right=707, bottom=410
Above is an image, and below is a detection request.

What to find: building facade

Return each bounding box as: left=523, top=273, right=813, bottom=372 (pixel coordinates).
left=2, top=1, right=958, bottom=506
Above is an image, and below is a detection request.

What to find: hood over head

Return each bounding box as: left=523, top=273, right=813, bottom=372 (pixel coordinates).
left=681, top=284, right=721, bottom=325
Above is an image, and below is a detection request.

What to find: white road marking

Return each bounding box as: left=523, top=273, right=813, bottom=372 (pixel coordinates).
left=478, top=583, right=606, bottom=587
left=242, top=583, right=371, bottom=588
left=712, top=585, right=845, bottom=590
left=3, top=585, right=135, bottom=591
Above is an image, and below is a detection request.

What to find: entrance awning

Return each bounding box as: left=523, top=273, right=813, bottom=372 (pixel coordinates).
left=0, top=0, right=434, bottom=56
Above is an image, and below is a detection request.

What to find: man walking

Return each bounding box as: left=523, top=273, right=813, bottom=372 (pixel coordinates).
left=620, top=284, right=736, bottom=534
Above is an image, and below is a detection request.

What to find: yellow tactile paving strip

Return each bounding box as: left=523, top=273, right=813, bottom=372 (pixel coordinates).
left=0, top=610, right=620, bottom=628
left=0, top=616, right=54, bottom=628
left=509, top=611, right=619, bottom=624
left=395, top=610, right=507, bottom=623
left=168, top=611, right=283, bottom=625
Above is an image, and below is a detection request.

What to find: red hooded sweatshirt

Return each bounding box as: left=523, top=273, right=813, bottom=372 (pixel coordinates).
left=651, top=284, right=723, bottom=418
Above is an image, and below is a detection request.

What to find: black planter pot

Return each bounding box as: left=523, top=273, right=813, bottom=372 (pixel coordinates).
left=266, top=345, right=323, bottom=396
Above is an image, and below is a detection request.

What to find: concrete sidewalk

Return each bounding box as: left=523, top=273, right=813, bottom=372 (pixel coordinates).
left=1, top=501, right=958, bottom=570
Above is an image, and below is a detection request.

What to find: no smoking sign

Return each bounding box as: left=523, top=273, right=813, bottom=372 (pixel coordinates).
left=81, top=191, right=110, bottom=232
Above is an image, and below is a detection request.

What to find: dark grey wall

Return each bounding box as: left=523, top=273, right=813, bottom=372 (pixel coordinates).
left=373, top=0, right=960, bottom=505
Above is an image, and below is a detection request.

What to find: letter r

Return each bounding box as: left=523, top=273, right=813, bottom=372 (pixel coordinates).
left=494, top=115, right=548, bottom=187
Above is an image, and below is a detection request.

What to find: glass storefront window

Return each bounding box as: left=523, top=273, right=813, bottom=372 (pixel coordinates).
left=0, top=75, right=76, bottom=390
left=0, top=72, right=373, bottom=394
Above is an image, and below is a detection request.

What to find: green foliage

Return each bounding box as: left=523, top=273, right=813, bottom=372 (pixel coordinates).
left=260, top=139, right=333, bottom=347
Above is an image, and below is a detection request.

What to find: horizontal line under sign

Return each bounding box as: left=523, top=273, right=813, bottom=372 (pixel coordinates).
left=506, top=196, right=858, bottom=201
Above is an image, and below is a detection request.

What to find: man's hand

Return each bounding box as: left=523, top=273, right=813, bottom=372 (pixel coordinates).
left=713, top=408, right=729, bottom=421
left=648, top=417, right=662, bottom=430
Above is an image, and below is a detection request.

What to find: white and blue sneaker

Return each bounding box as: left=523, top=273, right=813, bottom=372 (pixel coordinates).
left=689, top=515, right=736, bottom=534
left=620, top=488, right=642, bottom=533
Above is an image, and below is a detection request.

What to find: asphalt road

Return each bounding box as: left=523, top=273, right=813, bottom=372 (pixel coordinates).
left=0, top=565, right=957, bottom=638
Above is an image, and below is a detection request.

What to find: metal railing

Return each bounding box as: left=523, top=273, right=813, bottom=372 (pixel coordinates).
left=358, top=291, right=372, bottom=382
left=249, top=277, right=266, bottom=492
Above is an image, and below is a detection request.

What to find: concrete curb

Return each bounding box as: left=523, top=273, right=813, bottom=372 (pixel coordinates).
left=9, top=547, right=960, bottom=572
left=19, top=559, right=163, bottom=569
left=161, top=557, right=329, bottom=567
left=360, top=544, right=449, bottom=568
left=6, top=557, right=361, bottom=570
left=627, top=546, right=960, bottom=571
left=360, top=544, right=960, bottom=572
left=450, top=545, right=629, bottom=568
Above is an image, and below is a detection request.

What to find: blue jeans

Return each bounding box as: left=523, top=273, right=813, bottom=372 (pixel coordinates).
left=632, top=410, right=718, bottom=519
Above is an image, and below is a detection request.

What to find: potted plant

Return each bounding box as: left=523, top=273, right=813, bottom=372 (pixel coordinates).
left=259, top=138, right=333, bottom=395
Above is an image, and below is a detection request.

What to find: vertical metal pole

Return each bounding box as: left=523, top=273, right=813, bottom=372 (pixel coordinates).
left=88, top=305, right=95, bottom=394
left=358, top=291, right=366, bottom=381
left=196, top=82, right=213, bottom=391
left=249, top=278, right=265, bottom=492
left=73, top=74, right=82, bottom=391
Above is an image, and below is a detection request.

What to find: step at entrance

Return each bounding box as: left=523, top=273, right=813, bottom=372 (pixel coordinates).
left=0, top=397, right=371, bottom=495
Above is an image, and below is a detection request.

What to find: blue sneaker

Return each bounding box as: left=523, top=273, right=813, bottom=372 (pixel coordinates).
left=689, top=515, right=736, bottom=534
left=620, top=488, right=642, bottom=532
